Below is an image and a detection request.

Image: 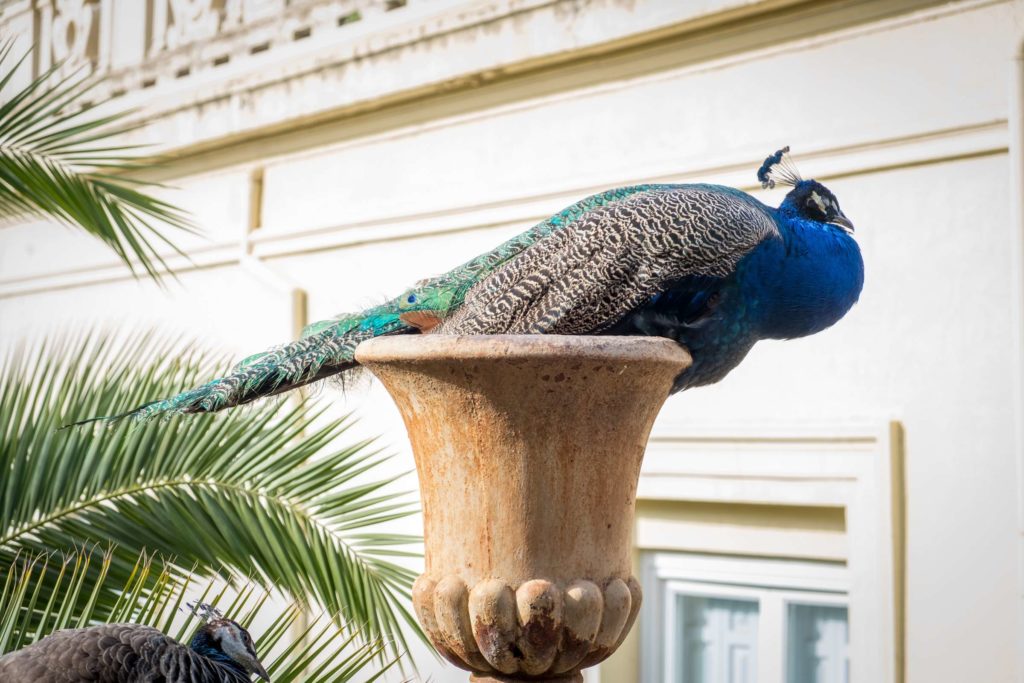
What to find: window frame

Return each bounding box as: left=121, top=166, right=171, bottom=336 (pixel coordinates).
left=625, top=420, right=903, bottom=683
left=642, top=551, right=851, bottom=683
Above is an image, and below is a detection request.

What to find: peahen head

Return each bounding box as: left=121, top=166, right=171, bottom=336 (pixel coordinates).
left=758, top=146, right=855, bottom=234
left=186, top=603, right=270, bottom=681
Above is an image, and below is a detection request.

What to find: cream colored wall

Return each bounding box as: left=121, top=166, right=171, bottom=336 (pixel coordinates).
left=1, top=1, right=1022, bottom=681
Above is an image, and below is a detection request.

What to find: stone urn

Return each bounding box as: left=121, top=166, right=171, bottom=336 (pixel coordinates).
left=356, top=335, right=691, bottom=683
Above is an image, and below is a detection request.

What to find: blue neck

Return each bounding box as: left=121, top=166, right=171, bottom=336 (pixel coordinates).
left=189, top=630, right=247, bottom=678
left=743, top=201, right=864, bottom=339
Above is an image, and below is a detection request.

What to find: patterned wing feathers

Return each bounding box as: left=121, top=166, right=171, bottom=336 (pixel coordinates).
left=439, top=187, right=777, bottom=336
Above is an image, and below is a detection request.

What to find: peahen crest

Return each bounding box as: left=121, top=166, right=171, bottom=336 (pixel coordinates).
left=184, top=602, right=224, bottom=623
left=757, top=146, right=802, bottom=189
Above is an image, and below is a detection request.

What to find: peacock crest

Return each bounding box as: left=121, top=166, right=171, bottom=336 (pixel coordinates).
left=757, top=145, right=803, bottom=189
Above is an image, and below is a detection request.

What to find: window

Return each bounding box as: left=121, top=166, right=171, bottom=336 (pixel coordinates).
left=642, top=552, right=850, bottom=683
left=623, top=421, right=903, bottom=683
left=787, top=604, right=849, bottom=682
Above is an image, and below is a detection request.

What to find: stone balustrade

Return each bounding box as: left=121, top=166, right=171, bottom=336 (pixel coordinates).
left=0, top=0, right=415, bottom=95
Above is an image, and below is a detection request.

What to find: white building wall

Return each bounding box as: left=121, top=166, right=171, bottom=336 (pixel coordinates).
left=1, top=1, right=1021, bottom=681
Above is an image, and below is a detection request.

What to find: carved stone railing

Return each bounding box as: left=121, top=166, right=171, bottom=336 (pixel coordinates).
left=357, top=335, right=691, bottom=682
left=0, top=0, right=768, bottom=156
left=1, top=0, right=415, bottom=94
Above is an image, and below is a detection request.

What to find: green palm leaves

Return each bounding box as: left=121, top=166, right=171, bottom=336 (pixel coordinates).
left=0, top=330, right=421, bottom=657
left=0, top=43, right=193, bottom=279
left=1, top=548, right=398, bottom=682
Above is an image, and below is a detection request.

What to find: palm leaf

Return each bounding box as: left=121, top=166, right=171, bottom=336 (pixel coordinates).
left=0, top=547, right=399, bottom=682
left=0, top=329, right=423, bottom=656
left=0, top=42, right=194, bottom=280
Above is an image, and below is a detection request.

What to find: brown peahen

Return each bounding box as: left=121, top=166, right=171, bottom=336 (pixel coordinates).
left=0, top=604, right=269, bottom=682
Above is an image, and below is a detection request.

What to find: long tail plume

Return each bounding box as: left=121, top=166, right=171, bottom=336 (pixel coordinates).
left=70, top=312, right=409, bottom=426
left=70, top=184, right=669, bottom=426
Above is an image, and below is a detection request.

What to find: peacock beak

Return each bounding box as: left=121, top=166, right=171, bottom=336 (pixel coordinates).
left=253, top=661, right=270, bottom=681
left=828, top=213, right=855, bottom=233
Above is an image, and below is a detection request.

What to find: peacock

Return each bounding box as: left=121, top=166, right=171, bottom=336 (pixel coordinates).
left=0, top=603, right=269, bottom=682
left=75, top=147, right=863, bottom=425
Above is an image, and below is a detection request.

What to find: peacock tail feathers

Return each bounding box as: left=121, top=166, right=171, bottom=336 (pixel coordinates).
left=73, top=316, right=403, bottom=425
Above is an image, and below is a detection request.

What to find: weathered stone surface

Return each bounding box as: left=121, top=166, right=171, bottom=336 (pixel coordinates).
left=357, top=335, right=690, bottom=681
left=551, top=580, right=602, bottom=674
left=469, top=579, right=519, bottom=674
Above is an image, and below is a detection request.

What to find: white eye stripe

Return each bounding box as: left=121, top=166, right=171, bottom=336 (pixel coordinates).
left=216, top=625, right=244, bottom=650
left=808, top=192, right=829, bottom=214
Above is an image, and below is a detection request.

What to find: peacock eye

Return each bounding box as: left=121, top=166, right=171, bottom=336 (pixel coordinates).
left=407, top=294, right=416, bottom=304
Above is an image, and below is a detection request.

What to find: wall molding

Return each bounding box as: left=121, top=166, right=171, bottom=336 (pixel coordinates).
left=0, top=119, right=1006, bottom=299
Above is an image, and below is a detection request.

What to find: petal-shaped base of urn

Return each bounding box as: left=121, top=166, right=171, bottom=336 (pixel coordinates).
left=412, top=574, right=642, bottom=679
left=356, top=336, right=691, bottom=681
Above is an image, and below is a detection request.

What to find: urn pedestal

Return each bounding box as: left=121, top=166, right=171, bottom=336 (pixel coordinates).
left=356, top=335, right=691, bottom=682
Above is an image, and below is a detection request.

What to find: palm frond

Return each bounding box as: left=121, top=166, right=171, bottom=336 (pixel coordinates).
left=0, top=42, right=194, bottom=280
left=0, top=547, right=399, bottom=682
left=0, top=329, right=423, bottom=656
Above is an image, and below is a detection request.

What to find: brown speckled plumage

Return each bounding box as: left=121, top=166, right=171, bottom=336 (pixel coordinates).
left=439, top=187, right=778, bottom=335
left=0, top=624, right=248, bottom=683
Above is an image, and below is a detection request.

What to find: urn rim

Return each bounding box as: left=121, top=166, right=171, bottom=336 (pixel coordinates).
left=355, top=334, right=691, bottom=368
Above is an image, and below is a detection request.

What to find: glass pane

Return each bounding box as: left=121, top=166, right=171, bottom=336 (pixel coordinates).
left=676, top=594, right=759, bottom=683
left=786, top=603, right=849, bottom=683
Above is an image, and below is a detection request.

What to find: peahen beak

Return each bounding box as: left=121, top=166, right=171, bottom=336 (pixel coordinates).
left=828, top=213, right=855, bottom=233
left=253, top=662, right=270, bottom=681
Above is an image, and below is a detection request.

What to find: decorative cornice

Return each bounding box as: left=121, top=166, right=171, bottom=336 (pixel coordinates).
left=8, top=0, right=960, bottom=157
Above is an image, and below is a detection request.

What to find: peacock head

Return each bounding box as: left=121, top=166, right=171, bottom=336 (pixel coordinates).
left=186, top=603, right=270, bottom=681
left=758, top=146, right=855, bottom=234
